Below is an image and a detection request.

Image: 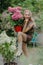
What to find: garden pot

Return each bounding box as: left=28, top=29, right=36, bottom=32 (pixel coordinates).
left=4, top=62, right=17, bottom=65
left=14, top=26, right=22, bottom=32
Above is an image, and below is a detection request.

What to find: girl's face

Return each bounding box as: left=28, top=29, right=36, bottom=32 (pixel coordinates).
left=24, top=12, right=30, bottom=19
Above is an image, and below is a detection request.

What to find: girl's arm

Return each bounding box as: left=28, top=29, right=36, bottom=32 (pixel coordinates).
left=23, top=18, right=36, bottom=33
left=23, top=22, right=34, bottom=32
left=22, top=19, right=28, bottom=32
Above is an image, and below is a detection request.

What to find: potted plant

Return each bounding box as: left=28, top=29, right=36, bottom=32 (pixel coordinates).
left=0, top=42, right=17, bottom=65
left=8, top=6, right=23, bottom=32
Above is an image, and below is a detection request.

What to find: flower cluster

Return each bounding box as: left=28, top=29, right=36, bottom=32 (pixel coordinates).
left=12, top=12, right=23, bottom=20
left=8, top=6, right=23, bottom=21
left=8, top=6, right=22, bottom=13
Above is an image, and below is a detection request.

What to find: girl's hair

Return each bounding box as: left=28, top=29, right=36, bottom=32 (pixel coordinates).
left=24, top=9, right=32, bottom=17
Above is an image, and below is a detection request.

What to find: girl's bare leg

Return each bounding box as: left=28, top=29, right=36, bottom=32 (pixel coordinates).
left=16, top=32, right=29, bottom=57
left=22, top=43, right=29, bottom=57
left=21, top=32, right=29, bottom=56
left=16, top=32, right=23, bottom=56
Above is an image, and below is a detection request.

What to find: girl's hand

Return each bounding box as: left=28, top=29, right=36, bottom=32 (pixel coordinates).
left=25, top=19, right=29, bottom=23
left=22, top=19, right=28, bottom=32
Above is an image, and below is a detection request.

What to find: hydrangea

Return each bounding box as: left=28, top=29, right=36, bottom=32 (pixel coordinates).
left=0, top=31, right=17, bottom=45
left=8, top=6, right=23, bottom=22
left=0, top=31, right=11, bottom=44
left=12, top=12, right=23, bottom=20
left=9, top=45, right=16, bottom=52
left=8, top=6, right=22, bottom=13
left=11, top=37, right=17, bottom=45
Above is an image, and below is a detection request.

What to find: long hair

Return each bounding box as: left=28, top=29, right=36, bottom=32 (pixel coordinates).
left=23, top=10, right=32, bottom=23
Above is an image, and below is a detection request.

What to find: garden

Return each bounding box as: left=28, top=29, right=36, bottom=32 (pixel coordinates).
left=0, top=0, right=43, bottom=65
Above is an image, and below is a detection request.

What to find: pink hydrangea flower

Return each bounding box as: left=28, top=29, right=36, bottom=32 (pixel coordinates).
left=8, top=6, right=23, bottom=21
left=13, top=9, right=21, bottom=13
left=12, top=12, right=23, bottom=20
left=15, top=6, right=22, bottom=11
left=8, top=6, right=22, bottom=13
left=8, top=7, right=15, bottom=13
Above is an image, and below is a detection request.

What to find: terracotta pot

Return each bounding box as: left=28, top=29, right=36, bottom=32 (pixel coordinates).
left=14, top=26, right=22, bottom=32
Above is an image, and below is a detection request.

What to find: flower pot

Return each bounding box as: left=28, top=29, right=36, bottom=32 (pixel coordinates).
left=14, top=26, right=22, bottom=32
left=4, top=62, right=17, bottom=65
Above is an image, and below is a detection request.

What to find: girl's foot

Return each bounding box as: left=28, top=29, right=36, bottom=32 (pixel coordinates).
left=16, top=50, right=22, bottom=57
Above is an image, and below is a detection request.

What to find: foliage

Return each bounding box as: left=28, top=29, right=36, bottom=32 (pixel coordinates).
left=0, top=0, right=25, bottom=13
left=0, top=0, right=43, bottom=13
left=0, top=42, right=16, bottom=63
left=0, top=11, right=12, bottom=31
left=0, top=0, right=43, bottom=31
left=10, top=0, right=43, bottom=12
left=0, top=0, right=11, bottom=13
left=0, top=31, right=17, bottom=62
left=8, top=15, right=23, bottom=26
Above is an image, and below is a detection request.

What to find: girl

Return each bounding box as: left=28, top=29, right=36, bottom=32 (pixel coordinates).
left=16, top=10, right=36, bottom=57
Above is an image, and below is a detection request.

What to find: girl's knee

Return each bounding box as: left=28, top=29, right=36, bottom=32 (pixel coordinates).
left=18, top=32, right=22, bottom=36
